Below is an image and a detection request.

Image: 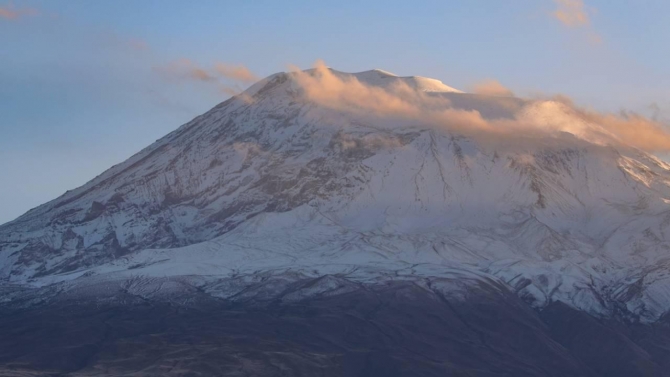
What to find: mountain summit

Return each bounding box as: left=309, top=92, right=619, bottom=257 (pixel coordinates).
left=2, top=68, right=670, bottom=323
left=3, top=67, right=670, bottom=375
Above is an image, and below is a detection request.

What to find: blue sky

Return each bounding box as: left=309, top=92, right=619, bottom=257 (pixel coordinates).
left=1, top=0, right=669, bottom=224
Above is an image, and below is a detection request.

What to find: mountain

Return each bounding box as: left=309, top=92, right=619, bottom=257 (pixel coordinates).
left=2, top=68, right=670, bottom=376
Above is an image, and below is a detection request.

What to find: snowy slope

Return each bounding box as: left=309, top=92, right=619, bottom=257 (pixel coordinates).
left=2, top=68, right=670, bottom=322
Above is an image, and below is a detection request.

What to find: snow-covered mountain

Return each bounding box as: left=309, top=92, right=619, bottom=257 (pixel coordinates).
left=2, top=67, right=670, bottom=326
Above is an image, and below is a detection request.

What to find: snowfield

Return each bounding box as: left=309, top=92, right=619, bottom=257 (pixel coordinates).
left=2, top=68, right=670, bottom=323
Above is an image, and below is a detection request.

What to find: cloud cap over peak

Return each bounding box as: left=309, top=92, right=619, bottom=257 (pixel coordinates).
left=288, top=61, right=670, bottom=153
left=472, top=80, right=515, bottom=97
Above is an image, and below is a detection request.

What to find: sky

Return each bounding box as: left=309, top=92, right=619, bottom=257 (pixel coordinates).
left=1, top=0, right=669, bottom=225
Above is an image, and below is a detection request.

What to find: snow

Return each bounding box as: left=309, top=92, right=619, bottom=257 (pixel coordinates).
left=2, top=68, right=670, bottom=323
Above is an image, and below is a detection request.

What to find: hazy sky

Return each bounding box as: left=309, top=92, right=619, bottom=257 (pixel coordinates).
left=1, top=0, right=669, bottom=225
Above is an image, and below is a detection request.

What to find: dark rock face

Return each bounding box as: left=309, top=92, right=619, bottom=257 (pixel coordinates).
left=540, top=302, right=664, bottom=377
left=1, top=280, right=668, bottom=376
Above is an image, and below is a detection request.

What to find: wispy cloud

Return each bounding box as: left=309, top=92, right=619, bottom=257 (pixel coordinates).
left=153, top=59, right=258, bottom=100
left=127, top=38, right=150, bottom=52
left=214, top=63, right=258, bottom=83
left=552, top=0, right=590, bottom=27
left=291, top=60, right=670, bottom=152
left=472, top=80, right=514, bottom=97
left=0, top=3, right=38, bottom=20
left=551, top=0, right=601, bottom=44
left=153, top=59, right=217, bottom=82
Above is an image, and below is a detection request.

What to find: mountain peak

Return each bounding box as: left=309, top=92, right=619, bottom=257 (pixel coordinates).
left=349, top=68, right=463, bottom=93
left=366, top=68, right=398, bottom=76
left=3, top=64, right=670, bottom=326
left=245, top=67, right=463, bottom=98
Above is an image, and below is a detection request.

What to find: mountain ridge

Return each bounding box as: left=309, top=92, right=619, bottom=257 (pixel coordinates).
left=2, top=68, right=670, bottom=325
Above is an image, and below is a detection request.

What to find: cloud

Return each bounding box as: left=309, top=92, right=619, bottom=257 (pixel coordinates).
left=575, top=108, right=670, bottom=152
left=472, top=80, right=514, bottom=97
left=214, top=63, right=258, bottom=83
left=218, top=84, right=255, bottom=103
left=153, top=59, right=217, bottom=82
left=155, top=59, right=258, bottom=85
left=153, top=59, right=258, bottom=103
left=290, top=60, right=464, bottom=124
left=290, top=60, right=670, bottom=153
left=127, top=38, right=150, bottom=52
left=587, top=33, right=602, bottom=45
left=551, top=0, right=602, bottom=44
left=516, top=99, right=670, bottom=152
left=552, top=0, right=591, bottom=27
left=0, top=7, right=16, bottom=19
left=0, top=3, right=38, bottom=20
left=335, top=133, right=404, bottom=151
